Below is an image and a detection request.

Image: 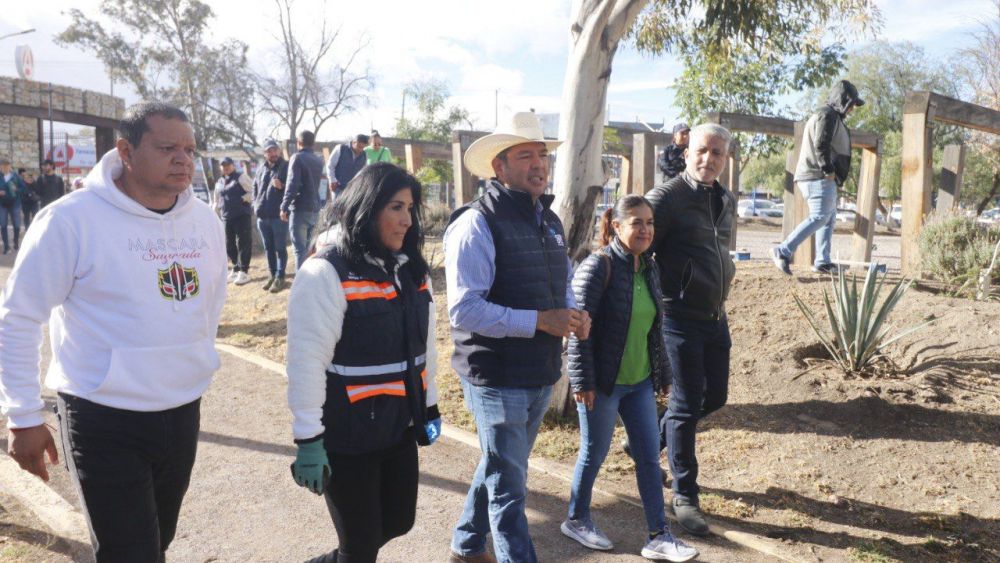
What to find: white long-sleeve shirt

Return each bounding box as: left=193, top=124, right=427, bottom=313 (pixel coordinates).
left=285, top=253, right=438, bottom=441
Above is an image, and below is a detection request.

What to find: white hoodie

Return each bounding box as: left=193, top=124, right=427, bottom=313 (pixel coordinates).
left=0, top=149, right=228, bottom=428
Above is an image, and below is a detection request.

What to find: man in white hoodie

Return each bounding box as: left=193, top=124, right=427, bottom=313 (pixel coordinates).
left=0, top=102, right=227, bottom=562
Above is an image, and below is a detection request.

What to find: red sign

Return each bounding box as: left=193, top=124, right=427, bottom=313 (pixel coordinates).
left=47, top=145, right=75, bottom=168
left=15, top=45, right=33, bottom=80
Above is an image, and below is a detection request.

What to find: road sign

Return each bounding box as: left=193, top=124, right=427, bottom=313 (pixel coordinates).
left=15, top=45, right=33, bottom=80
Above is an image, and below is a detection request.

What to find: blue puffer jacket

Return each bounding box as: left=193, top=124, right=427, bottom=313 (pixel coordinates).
left=567, top=239, right=669, bottom=396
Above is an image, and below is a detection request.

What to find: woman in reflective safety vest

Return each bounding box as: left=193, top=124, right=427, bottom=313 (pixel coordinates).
left=286, top=163, right=440, bottom=563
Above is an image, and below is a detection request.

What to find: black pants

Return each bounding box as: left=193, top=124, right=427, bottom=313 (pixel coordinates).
left=57, top=393, right=200, bottom=563
left=224, top=214, right=253, bottom=272
left=22, top=200, right=38, bottom=229
left=320, top=433, right=419, bottom=563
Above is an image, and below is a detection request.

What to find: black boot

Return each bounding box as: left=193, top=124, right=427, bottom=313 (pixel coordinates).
left=304, top=549, right=337, bottom=563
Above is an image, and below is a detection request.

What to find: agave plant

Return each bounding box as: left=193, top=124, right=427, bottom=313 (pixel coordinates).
left=793, top=264, right=931, bottom=376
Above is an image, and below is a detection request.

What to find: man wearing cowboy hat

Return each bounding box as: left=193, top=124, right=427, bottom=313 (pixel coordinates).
left=446, top=112, right=591, bottom=563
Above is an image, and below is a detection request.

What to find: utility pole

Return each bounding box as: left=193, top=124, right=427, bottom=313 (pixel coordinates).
left=494, top=89, right=499, bottom=128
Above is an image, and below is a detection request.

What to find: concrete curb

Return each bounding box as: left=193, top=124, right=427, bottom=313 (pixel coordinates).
left=0, top=453, right=94, bottom=562
left=220, top=343, right=807, bottom=563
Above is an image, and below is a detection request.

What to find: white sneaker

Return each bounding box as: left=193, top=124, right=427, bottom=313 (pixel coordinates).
left=560, top=518, right=613, bottom=551
left=233, top=271, right=250, bottom=285
left=227, top=270, right=237, bottom=283
left=641, top=530, right=698, bottom=561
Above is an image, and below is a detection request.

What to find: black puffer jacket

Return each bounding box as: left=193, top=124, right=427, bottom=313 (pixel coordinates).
left=647, top=174, right=736, bottom=321
left=567, top=239, right=669, bottom=396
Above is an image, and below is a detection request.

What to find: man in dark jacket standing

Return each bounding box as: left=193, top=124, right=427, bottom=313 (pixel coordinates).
left=35, top=159, right=65, bottom=207
left=772, top=80, right=865, bottom=274
left=446, top=112, right=589, bottom=563
left=324, top=133, right=368, bottom=200
left=646, top=123, right=737, bottom=537
left=253, top=139, right=289, bottom=292
left=657, top=123, right=690, bottom=180
left=281, top=130, right=324, bottom=271
left=218, top=157, right=254, bottom=285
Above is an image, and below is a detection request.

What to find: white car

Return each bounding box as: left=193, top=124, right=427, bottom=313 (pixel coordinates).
left=737, top=199, right=781, bottom=218
left=889, top=204, right=902, bottom=227
left=977, top=208, right=1000, bottom=226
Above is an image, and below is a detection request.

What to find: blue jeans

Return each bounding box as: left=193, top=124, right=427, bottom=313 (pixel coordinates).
left=663, top=315, right=731, bottom=503
left=452, top=380, right=552, bottom=563
left=256, top=217, right=289, bottom=278
left=569, top=377, right=666, bottom=534
left=777, top=178, right=837, bottom=266
left=288, top=210, right=318, bottom=271
left=0, top=201, right=22, bottom=250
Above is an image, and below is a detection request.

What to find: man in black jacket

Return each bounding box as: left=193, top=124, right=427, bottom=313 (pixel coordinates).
left=657, top=122, right=690, bottom=180
left=646, top=123, right=736, bottom=537
left=35, top=159, right=65, bottom=207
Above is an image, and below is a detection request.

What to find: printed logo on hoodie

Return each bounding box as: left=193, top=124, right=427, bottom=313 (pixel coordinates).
left=158, top=262, right=200, bottom=301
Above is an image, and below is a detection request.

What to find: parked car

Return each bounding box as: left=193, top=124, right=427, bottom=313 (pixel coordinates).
left=836, top=203, right=856, bottom=223
left=738, top=199, right=782, bottom=218
left=977, top=208, right=1000, bottom=226
left=889, top=204, right=902, bottom=227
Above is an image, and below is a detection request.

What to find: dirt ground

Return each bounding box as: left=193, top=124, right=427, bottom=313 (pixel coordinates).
left=0, top=493, right=73, bottom=563
left=219, top=233, right=1000, bottom=562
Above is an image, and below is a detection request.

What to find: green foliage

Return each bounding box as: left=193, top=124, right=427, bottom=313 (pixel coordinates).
left=918, top=213, right=1000, bottom=296
left=56, top=0, right=251, bottom=149
left=395, top=79, right=473, bottom=190
left=793, top=264, right=928, bottom=376
left=741, top=144, right=791, bottom=197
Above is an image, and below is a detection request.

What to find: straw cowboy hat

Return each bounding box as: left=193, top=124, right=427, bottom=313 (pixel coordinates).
left=463, top=112, right=562, bottom=179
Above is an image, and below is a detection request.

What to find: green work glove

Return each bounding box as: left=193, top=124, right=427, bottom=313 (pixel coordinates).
left=290, top=440, right=330, bottom=495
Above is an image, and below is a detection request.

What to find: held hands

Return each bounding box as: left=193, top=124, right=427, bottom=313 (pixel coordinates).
left=536, top=309, right=591, bottom=339
left=280, top=210, right=290, bottom=222
left=8, top=425, right=59, bottom=482
left=574, top=390, right=596, bottom=411
left=290, top=440, right=330, bottom=495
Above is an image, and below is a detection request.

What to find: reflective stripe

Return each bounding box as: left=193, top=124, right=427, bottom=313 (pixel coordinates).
left=345, top=381, right=407, bottom=402
left=342, top=280, right=398, bottom=301
left=328, top=354, right=427, bottom=377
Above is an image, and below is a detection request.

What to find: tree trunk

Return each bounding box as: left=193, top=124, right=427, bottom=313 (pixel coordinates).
left=976, top=171, right=1000, bottom=216
left=553, top=0, right=647, bottom=264
left=549, top=0, right=648, bottom=418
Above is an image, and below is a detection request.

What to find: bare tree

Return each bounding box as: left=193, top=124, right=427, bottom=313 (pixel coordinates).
left=254, top=0, right=374, bottom=143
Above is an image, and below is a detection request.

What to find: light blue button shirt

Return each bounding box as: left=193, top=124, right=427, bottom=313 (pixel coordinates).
left=444, top=205, right=577, bottom=339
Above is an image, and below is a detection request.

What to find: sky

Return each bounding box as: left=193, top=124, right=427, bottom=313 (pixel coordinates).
left=0, top=0, right=992, bottom=144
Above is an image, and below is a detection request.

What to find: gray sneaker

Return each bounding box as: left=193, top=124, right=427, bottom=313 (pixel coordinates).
left=642, top=529, right=698, bottom=561
left=771, top=247, right=792, bottom=275
left=560, top=518, right=614, bottom=551
left=812, top=262, right=846, bottom=274
left=262, top=276, right=275, bottom=291
left=670, top=498, right=710, bottom=537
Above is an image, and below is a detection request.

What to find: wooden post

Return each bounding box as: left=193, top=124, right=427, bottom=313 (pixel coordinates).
left=452, top=131, right=478, bottom=207
left=785, top=122, right=814, bottom=267
left=900, top=95, right=934, bottom=275
left=404, top=143, right=424, bottom=174
left=619, top=155, right=632, bottom=199
left=722, top=138, right=741, bottom=250
left=936, top=143, right=966, bottom=212
left=852, top=144, right=882, bottom=264
left=631, top=133, right=655, bottom=195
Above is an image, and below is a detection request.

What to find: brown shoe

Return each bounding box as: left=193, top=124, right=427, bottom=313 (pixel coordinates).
left=449, top=550, right=497, bottom=563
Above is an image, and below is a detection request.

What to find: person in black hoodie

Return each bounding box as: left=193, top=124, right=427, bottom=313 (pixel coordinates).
left=36, top=159, right=65, bottom=207
left=286, top=163, right=440, bottom=563
left=218, top=157, right=254, bottom=285
left=772, top=80, right=865, bottom=275
left=562, top=194, right=698, bottom=562
left=645, top=123, right=737, bottom=538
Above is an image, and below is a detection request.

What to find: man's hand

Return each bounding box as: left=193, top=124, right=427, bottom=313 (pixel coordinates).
left=8, top=425, right=59, bottom=482
left=536, top=309, right=583, bottom=337
left=574, top=390, right=596, bottom=411
left=272, top=178, right=283, bottom=190
left=572, top=310, right=592, bottom=340
left=280, top=210, right=289, bottom=222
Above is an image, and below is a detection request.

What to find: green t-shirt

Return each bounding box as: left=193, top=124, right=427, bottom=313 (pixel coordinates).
left=364, top=146, right=392, bottom=165
left=615, top=263, right=656, bottom=385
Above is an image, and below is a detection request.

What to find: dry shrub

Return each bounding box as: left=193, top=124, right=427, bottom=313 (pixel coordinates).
left=918, top=213, right=1000, bottom=296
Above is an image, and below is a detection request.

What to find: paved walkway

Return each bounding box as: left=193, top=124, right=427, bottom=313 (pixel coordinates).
left=0, top=251, right=798, bottom=562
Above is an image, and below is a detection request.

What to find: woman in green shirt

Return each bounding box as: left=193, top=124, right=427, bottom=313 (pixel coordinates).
left=562, top=195, right=697, bottom=562
left=364, top=131, right=392, bottom=165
